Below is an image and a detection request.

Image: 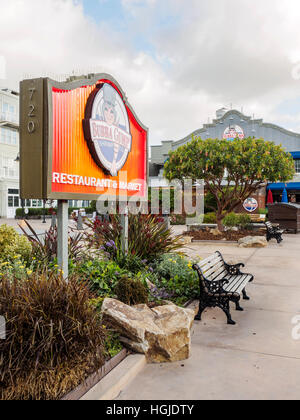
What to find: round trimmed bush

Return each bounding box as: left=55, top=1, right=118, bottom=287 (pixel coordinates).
left=0, top=225, right=32, bottom=262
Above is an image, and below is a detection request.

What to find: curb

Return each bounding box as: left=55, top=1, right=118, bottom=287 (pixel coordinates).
left=62, top=349, right=129, bottom=400
left=191, top=240, right=238, bottom=244
left=80, top=354, right=147, bottom=400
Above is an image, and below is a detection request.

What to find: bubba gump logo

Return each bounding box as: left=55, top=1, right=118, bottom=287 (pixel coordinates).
left=83, top=83, right=132, bottom=177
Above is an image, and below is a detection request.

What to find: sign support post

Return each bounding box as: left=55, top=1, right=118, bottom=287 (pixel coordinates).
left=121, top=206, right=129, bottom=255
left=57, top=200, right=69, bottom=279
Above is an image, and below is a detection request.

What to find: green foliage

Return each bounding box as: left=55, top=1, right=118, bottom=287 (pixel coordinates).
left=203, top=212, right=217, bottom=224
left=152, top=254, right=199, bottom=305
left=0, top=225, right=32, bottom=263
left=0, top=273, right=106, bottom=400
left=223, top=213, right=251, bottom=229
left=223, top=212, right=239, bottom=227
left=204, top=192, right=218, bottom=213
left=104, top=331, right=123, bottom=359
left=77, top=259, right=128, bottom=297
left=114, top=276, right=149, bottom=306
left=16, top=207, right=94, bottom=218
left=88, top=214, right=182, bottom=263
left=164, top=137, right=295, bottom=228
left=88, top=296, right=105, bottom=312
left=0, top=257, right=36, bottom=281
left=19, top=221, right=84, bottom=264
left=258, top=208, right=268, bottom=215
left=238, top=214, right=252, bottom=229
left=148, top=187, right=175, bottom=213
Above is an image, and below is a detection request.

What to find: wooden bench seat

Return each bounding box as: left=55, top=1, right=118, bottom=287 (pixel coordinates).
left=193, top=251, right=254, bottom=325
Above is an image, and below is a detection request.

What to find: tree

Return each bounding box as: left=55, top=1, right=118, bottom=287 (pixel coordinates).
left=164, top=137, right=295, bottom=231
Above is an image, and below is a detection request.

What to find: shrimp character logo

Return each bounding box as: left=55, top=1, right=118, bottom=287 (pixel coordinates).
left=223, top=125, right=245, bottom=141
left=83, top=83, right=132, bottom=177
left=243, top=197, right=258, bottom=213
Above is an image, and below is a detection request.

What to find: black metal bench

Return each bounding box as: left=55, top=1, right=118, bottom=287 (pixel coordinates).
left=265, top=221, right=284, bottom=244
left=193, top=251, right=254, bottom=325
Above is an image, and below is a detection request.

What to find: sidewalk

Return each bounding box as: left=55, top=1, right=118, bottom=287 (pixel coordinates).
left=116, top=234, right=300, bottom=400
left=0, top=218, right=79, bottom=235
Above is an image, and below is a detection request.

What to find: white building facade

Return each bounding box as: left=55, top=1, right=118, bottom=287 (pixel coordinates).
left=0, top=89, right=46, bottom=218
left=0, top=88, right=21, bottom=218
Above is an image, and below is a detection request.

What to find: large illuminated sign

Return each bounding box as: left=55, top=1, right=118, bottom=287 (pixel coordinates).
left=20, top=74, right=148, bottom=200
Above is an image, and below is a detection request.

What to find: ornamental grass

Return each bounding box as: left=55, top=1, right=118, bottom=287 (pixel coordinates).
left=87, top=214, right=183, bottom=263
left=0, top=273, right=106, bottom=400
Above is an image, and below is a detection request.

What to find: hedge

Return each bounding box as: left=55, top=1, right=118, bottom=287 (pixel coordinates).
left=15, top=207, right=95, bottom=218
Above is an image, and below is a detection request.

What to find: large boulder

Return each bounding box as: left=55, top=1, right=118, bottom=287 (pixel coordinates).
left=101, top=298, right=195, bottom=364
left=238, top=236, right=267, bottom=248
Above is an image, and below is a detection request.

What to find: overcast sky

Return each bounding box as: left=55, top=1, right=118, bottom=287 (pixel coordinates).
left=1, top=0, right=300, bottom=145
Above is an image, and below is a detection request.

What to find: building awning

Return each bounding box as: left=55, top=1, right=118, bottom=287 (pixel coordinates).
left=290, top=152, right=300, bottom=159
left=267, top=183, right=300, bottom=191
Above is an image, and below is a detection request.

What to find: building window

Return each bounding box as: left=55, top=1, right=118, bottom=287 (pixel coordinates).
left=0, top=128, right=17, bottom=145
left=295, top=160, right=300, bottom=174
left=8, top=189, right=19, bottom=195
left=8, top=196, right=13, bottom=208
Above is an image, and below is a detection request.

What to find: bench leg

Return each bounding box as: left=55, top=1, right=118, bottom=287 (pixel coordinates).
left=221, top=301, right=236, bottom=325
left=242, top=288, right=250, bottom=301
left=276, top=235, right=283, bottom=244
left=235, top=298, right=244, bottom=312
left=195, top=301, right=206, bottom=321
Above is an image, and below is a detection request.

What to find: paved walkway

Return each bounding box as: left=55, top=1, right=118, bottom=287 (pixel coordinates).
left=0, top=218, right=80, bottom=235
left=117, top=234, right=300, bottom=400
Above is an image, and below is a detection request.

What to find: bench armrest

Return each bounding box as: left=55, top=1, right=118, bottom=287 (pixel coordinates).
left=225, top=263, right=245, bottom=276
left=205, top=278, right=229, bottom=294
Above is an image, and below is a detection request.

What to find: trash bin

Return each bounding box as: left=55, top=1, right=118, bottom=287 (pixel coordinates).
left=268, top=203, right=300, bottom=233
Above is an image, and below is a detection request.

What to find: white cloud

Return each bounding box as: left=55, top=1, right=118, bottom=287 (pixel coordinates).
left=1, top=0, right=300, bottom=144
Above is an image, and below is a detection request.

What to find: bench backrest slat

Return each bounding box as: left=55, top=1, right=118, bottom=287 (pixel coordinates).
left=198, top=253, right=223, bottom=269
left=207, top=266, right=228, bottom=282
left=203, top=261, right=226, bottom=278
left=195, top=252, right=228, bottom=282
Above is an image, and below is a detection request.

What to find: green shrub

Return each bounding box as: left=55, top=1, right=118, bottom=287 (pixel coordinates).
left=0, top=273, right=106, bottom=400
left=152, top=254, right=199, bottom=306
left=203, top=212, right=217, bottom=224
left=223, top=212, right=239, bottom=227
left=16, top=207, right=94, bottom=218
left=258, top=208, right=268, bottom=215
left=238, top=214, right=252, bottom=229
left=223, top=213, right=252, bottom=229
left=77, top=259, right=128, bottom=297
left=0, top=225, right=32, bottom=263
left=114, top=276, right=149, bottom=306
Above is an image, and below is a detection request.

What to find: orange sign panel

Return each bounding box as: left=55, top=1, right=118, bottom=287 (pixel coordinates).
left=20, top=74, right=148, bottom=200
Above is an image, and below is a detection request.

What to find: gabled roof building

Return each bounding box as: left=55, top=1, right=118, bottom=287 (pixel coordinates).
left=150, top=108, right=300, bottom=204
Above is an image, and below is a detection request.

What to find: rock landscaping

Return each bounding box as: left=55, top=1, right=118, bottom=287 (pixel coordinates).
left=102, top=298, right=196, bottom=363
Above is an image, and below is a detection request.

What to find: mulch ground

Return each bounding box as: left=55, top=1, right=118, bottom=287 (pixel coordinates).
left=184, top=228, right=265, bottom=241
